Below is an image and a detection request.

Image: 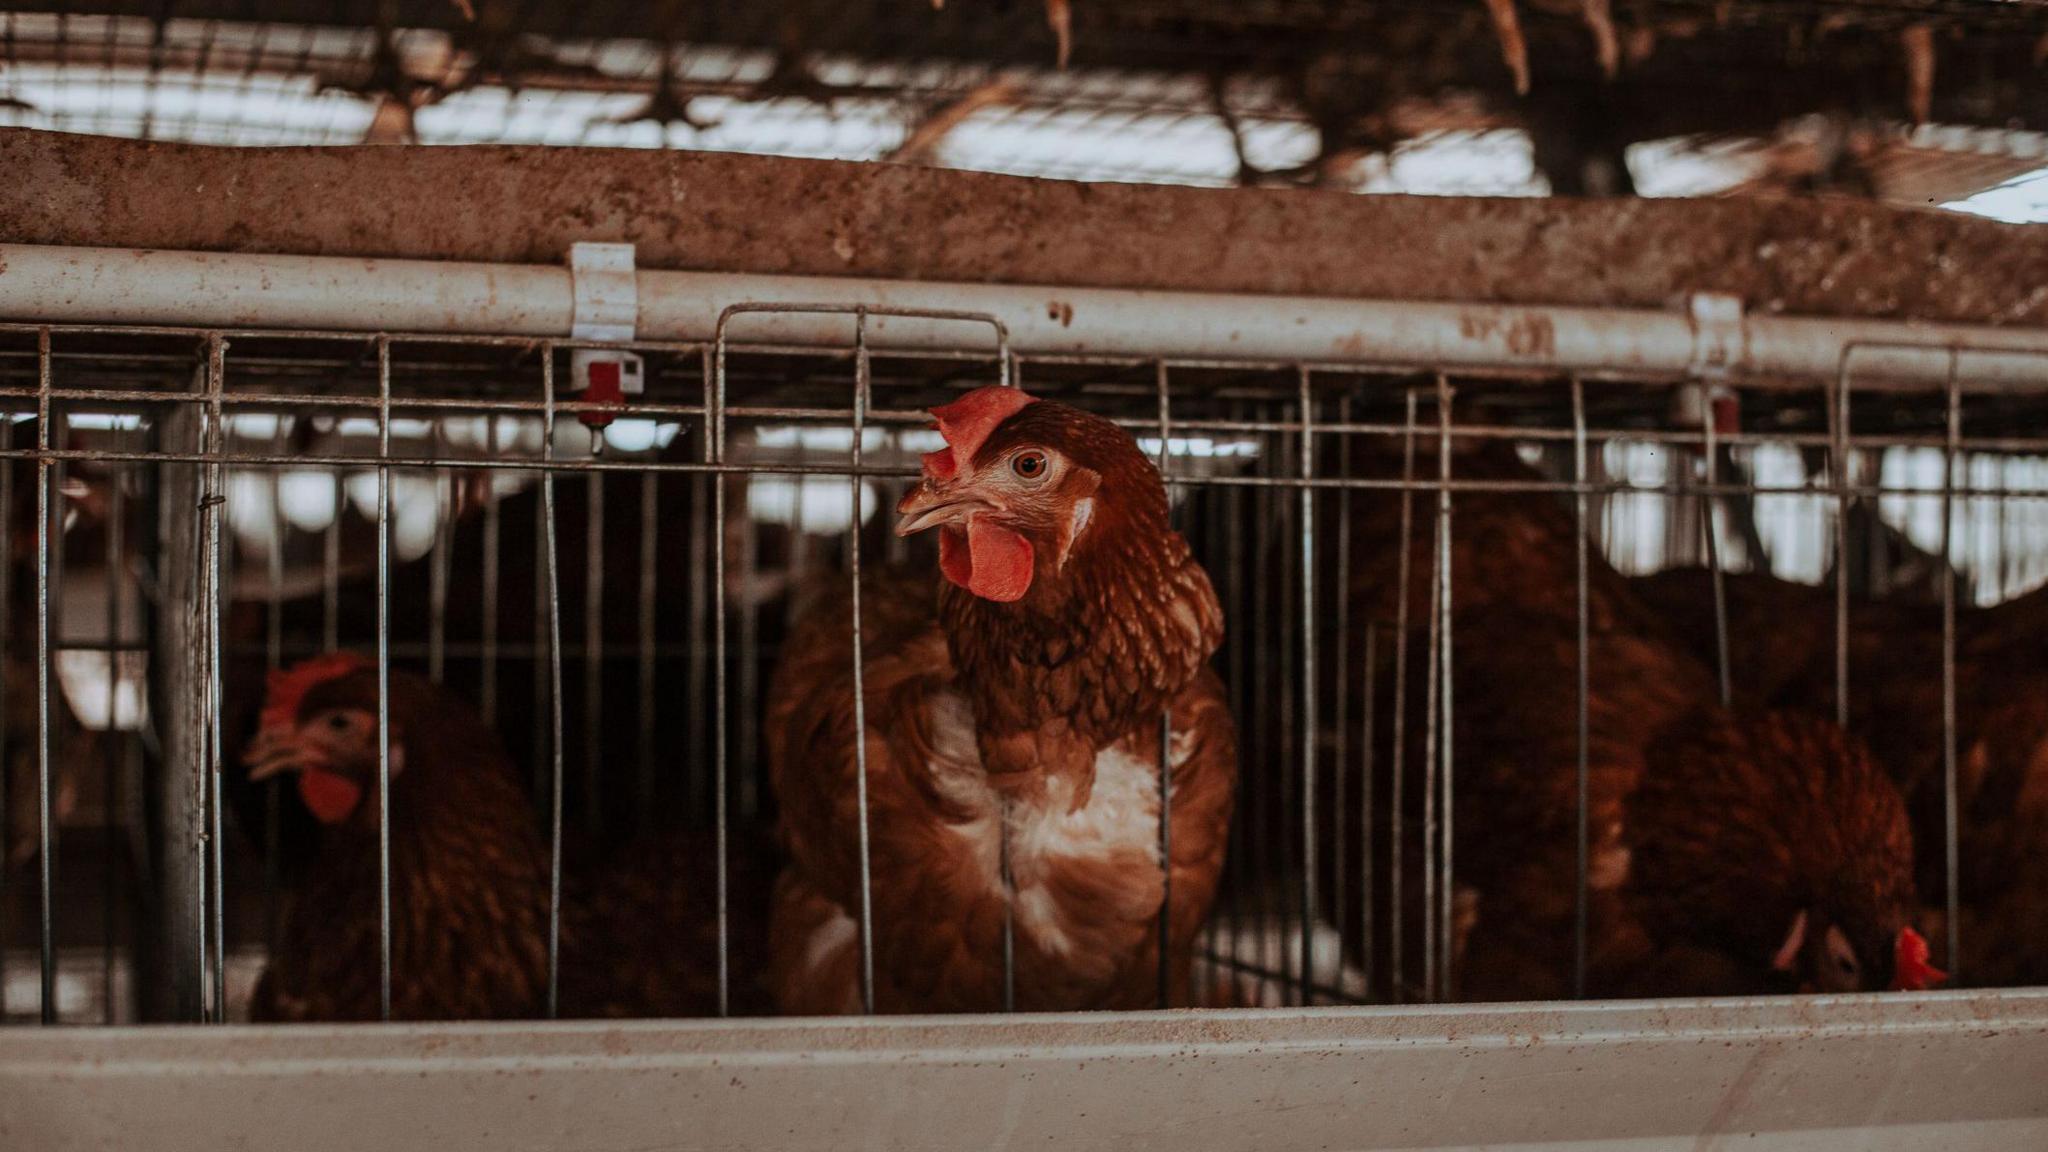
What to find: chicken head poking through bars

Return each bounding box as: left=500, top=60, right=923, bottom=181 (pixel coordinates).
left=767, top=385, right=1236, bottom=1013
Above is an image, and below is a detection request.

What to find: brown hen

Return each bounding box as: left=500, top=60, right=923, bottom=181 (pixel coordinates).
left=244, top=654, right=769, bottom=1021
left=765, top=386, right=1236, bottom=1013
left=1439, top=610, right=1939, bottom=1001
left=243, top=655, right=550, bottom=1021
left=1634, top=565, right=2048, bottom=986
left=1328, top=441, right=1940, bottom=1000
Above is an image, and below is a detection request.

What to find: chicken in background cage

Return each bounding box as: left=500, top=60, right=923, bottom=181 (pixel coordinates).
left=1, top=319, right=2046, bottom=1029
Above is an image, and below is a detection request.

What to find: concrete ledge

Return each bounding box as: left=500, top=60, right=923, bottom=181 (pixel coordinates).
left=2, top=129, right=2046, bottom=327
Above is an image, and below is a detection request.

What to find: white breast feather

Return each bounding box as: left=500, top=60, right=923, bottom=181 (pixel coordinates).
left=919, top=690, right=1186, bottom=959
left=802, top=905, right=859, bottom=982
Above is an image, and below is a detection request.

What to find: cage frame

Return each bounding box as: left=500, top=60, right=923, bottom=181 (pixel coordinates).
left=1, top=241, right=2047, bottom=1148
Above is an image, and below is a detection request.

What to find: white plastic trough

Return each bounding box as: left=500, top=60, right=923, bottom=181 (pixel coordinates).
left=3, top=993, right=2046, bottom=1151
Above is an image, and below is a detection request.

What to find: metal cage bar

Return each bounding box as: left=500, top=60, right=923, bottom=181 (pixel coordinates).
left=373, top=337, right=395, bottom=1021
left=34, top=328, right=54, bottom=1023
left=1570, top=378, right=1591, bottom=1000
left=1296, top=365, right=1317, bottom=1005
left=541, top=343, right=566, bottom=1020
left=1154, top=359, right=1174, bottom=1011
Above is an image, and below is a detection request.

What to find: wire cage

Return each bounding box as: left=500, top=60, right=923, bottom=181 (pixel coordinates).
left=0, top=279, right=2047, bottom=1029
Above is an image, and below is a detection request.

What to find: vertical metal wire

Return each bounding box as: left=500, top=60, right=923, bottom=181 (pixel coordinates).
left=34, top=329, right=56, bottom=1022
left=1421, top=390, right=1444, bottom=1002
left=1999, top=456, right=2018, bottom=598
left=789, top=432, right=813, bottom=618
left=540, top=344, right=565, bottom=1019
left=637, top=468, right=659, bottom=835
left=0, top=416, right=11, bottom=1006
left=105, top=459, right=128, bottom=1022
left=1296, top=366, right=1317, bottom=1004
left=200, top=335, right=229, bottom=1023
left=480, top=418, right=501, bottom=723
left=1154, top=360, right=1173, bottom=1009
left=999, top=794, right=1016, bottom=1012
left=1253, top=406, right=1287, bottom=1000
left=1828, top=368, right=1853, bottom=729
left=374, top=338, right=394, bottom=1022
left=1700, top=396, right=1732, bottom=708
left=533, top=469, right=551, bottom=803
left=1219, top=407, right=1249, bottom=1006
left=321, top=482, right=340, bottom=655
left=583, top=472, right=605, bottom=836
left=428, top=449, right=452, bottom=685
left=1570, top=379, right=1591, bottom=1000
left=1359, top=621, right=1376, bottom=999
left=686, top=456, right=711, bottom=821
left=1434, top=376, right=1456, bottom=1000
left=999, top=357, right=1021, bottom=1013
left=848, top=309, right=878, bottom=1015
left=1388, top=390, right=1418, bottom=1003
left=1275, top=416, right=1299, bottom=999
left=998, top=792, right=1017, bottom=1012
left=707, top=342, right=731, bottom=1017
left=263, top=420, right=287, bottom=955
left=1330, top=394, right=1352, bottom=978
left=47, top=405, right=70, bottom=1010
left=736, top=478, right=760, bottom=822
left=1940, top=356, right=1962, bottom=979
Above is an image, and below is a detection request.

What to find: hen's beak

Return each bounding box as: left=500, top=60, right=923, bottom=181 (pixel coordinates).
left=243, top=727, right=312, bottom=783
left=894, top=484, right=992, bottom=538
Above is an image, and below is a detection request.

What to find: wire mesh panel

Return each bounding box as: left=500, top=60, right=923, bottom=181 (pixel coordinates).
left=0, top=307, right=2044, bottom=1025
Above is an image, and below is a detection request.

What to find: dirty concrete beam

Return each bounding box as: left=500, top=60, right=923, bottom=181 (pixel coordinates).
left=0, top=129, right=2044, bottom=328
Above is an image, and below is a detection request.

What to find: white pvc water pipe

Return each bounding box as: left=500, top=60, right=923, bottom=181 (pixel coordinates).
left=2, top=243, right=2045, bottom=388
left=0, top=245, right=572, bottom=336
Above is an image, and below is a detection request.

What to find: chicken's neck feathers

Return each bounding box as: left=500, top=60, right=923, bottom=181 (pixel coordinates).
left=937, top=522, right=1221, bottom=799
left=313, top=737, right=544, bottom=899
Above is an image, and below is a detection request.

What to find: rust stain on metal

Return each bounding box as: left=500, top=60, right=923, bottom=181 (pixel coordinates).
left=1459, top=311, right=1556, bottom=358
left=1504, top=313, right=1556, bottom=357
left=1458, top=312, right=1498, bottom=344
left=1045, top=300, right=1074, bottom=328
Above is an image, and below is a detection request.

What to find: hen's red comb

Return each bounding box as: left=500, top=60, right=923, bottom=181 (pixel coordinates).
left=921, top=386, right=1036, bottom=480
left=260, top=652, right=374, bottom=733
left=1891, top=926, right=1948, bottom=991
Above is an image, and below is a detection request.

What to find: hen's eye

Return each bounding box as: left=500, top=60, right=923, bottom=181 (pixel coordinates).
left=1011, top=452, right=1048, bottom=480
left=328, top=714, right=353, bottom=732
